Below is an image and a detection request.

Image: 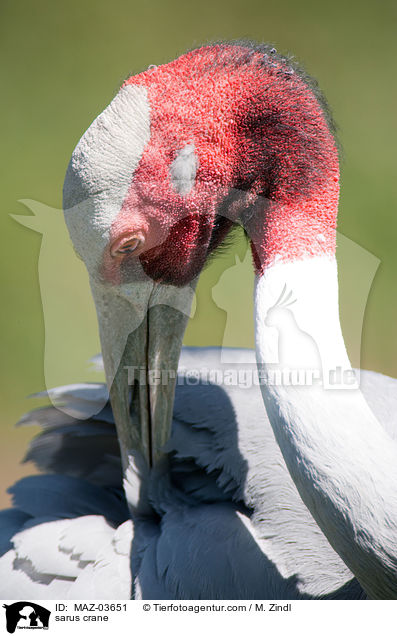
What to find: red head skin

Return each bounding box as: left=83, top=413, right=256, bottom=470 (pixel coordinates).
left=102, top=43, right=339, bottom=286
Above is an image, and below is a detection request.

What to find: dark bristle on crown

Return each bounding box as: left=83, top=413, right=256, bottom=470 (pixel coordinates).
left=185, top=39, right=340, bottom=155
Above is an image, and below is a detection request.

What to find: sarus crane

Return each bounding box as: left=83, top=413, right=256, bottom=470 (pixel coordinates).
left=1, top=41, right=397, bottom=600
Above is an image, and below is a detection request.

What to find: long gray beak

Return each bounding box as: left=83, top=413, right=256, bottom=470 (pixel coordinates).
left=91, top=277, right=195, bottom=471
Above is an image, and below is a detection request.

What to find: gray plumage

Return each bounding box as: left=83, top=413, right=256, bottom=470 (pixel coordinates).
left=1, top=347, right=396, bottom=599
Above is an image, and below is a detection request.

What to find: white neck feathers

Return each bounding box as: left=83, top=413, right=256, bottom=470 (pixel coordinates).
left=254, top=256, right=397, bottom=599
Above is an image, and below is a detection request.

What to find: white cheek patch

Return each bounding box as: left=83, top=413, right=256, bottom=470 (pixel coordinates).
left=63, top=84, right=151, bottom=273
left=170, top=143, right=199, bottom=196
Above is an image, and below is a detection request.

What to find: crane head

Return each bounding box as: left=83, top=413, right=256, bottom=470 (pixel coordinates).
left=63, top=42, right=339, bottom=471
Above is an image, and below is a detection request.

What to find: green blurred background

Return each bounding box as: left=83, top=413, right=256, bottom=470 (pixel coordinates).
left=0, top=0, right=396, bottom=506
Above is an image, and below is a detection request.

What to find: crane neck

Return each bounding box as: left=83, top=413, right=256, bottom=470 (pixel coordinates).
left=254, top=255, right=397, bottom=599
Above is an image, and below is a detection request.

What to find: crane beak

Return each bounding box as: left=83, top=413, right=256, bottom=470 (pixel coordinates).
left=91, top=276, right=195, bottom=471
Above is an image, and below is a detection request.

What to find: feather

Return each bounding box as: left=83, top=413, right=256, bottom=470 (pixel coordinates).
left=0, top=509, right=31, bottom=557
left=2, top=347, right=396, bottom=599
left=8, top=475, right=129, bottom=524
left=67, top=520, right=133, bottom=599
left=0, top=550, right=73, bottom=600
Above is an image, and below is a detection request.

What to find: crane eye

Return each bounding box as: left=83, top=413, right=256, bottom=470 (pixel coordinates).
left=117, top=238, right=140, bottom=254
left=110, top=233, right=145, bottom=258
